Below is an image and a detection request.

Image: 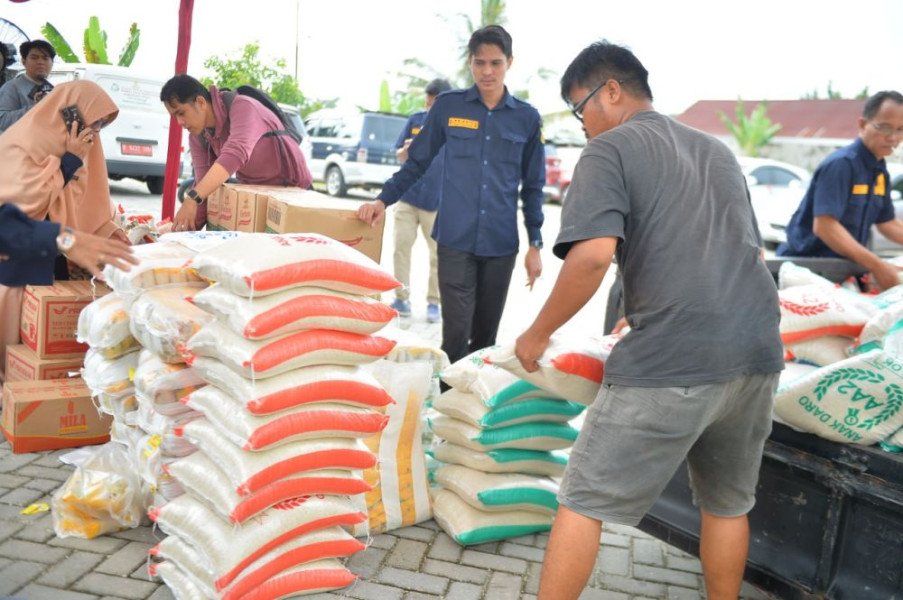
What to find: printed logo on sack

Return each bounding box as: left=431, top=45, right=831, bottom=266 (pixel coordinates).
left=780, top=298, right=830, bottom=317
left=272, top=494, right=326, bottom=510
left=275, top=235, right=330, bottom=247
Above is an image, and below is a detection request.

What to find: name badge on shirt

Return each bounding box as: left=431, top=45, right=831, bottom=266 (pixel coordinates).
left=448, top=117, right=479, bottom=129
left=875, top=173, right=886, bottom=196
left=411, top=126, right=422, bottom=135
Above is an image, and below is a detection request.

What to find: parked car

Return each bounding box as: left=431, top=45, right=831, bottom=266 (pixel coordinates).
left=543, top=143, right=562, bottom=201
left=869, top=162, right=903, bottom=254
left=303, top=110, right=407, bottom=197
left=738, top=156, right=811, bottom=248
left=545, top=143, right=583, bottom=205
left=48, top=63, right=188, bottom=194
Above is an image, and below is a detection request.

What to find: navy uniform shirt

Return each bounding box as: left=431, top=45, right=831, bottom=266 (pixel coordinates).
left=395, top=110, right=443, bottom=212
left=779, top=138, right=894, bottom=257
left=378, top=85, right=545, bottom=257
left=0, top=203, right=61, bottom=286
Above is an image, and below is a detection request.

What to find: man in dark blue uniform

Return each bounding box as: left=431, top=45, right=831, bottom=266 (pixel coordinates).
left=778, top=90, right=903, bottom=290
left=358, top=25, right=545, bottom=364
left=389, top=78, right=452, bottom=323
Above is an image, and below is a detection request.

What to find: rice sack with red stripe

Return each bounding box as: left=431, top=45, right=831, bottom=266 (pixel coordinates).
left=778, top=283, right=876, bottom=345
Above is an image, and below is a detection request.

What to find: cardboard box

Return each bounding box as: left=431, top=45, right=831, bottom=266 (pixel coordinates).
left=265, top=189, right=385, bottom=263
left=20, top=281, right=111, bottom=359
left=1, top=378, right=112, bottom=453
left=216, top=183, right=297, bottom=233
left=218, top=184, right=239, bottom=231
left=205, top=185, right=222, bottom=231
left=5, top=344, right=84, bottom=382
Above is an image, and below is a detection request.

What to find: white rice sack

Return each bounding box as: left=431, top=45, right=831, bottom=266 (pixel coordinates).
left=151, top=535, right=360, bottom=600
left=185, top=321, right=396, bottom=378
left=850, top=302, right=903, bottom=355
left=95, top=392, right=137, bottom=420
left=785, top=336, right=852, bottom=367
left=440, top=346, right=565, bottom=406
left=178, top=418, right=377, bottom=495
left=149, top=561, right=208, bottom=600
left=167, top=450, right=370, bottom=524
left=187, top=232, right=401, bottom=296
left=777, top=261, right=836, bottom=290
left=380, top=325, right=450, bottom=376
left=133, top=351, right=206, bottom=417
left=428, top=414, right=577, bottom=452
left=779, top=362, right=819, bottom=388
left=485, top=333, right=619, bottom=406
left=183, top=385, right=388, bottom=450
left=81, top=348, right=139, bottom=398
left=778, top=283, right=877, bottom=345
left=134, top=397, right=201, bottom=455
left=432, top=388, right=585, bottom=429
left=190, top=283, right=397, bottom=339
left=433, top=464, right=559, bottom=515
left=431, top=487, right=553, bottom=546
left=148, top=493, right=366, bottom=593
left=128, top=284, right=213, bottom=364
left=188, top=356, right=394, bottom=415
left=76, top=293, right=140, bottom=359
left=224, top=558, right=357, bottom=600
left=774, top=349, right=903, bottom=445
left=101, top=241, right=205, bottom=304
left=872, top=284, right=903, bottom=310
left=427, top=441, right=567, bottom=477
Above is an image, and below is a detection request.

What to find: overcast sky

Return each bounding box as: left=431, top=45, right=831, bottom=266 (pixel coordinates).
left=5, top=0, right=902, bottom=118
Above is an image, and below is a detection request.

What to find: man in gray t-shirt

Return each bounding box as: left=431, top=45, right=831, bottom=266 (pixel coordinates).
left=515, top=42, right=783, bottom=600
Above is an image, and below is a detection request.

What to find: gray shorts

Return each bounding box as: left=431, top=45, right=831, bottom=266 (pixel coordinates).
left=559, top=372, right=778, bottom=526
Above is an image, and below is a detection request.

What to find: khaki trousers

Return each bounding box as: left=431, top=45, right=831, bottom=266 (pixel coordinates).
left=393, top=202, right=439, bottom=304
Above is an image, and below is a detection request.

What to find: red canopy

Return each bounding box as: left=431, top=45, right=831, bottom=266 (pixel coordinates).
left=161, top=0, right=194, bottom=220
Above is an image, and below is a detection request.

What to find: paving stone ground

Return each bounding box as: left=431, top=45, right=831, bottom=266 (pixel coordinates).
left=0, top=197, right=778, bottom=599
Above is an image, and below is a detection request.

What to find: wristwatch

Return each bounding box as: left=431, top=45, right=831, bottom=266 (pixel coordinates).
left=56, top=227, right=76, bottom=254
left=530, top=239, right=544, bottom=250
left=186, top=188, right=203, bottom=204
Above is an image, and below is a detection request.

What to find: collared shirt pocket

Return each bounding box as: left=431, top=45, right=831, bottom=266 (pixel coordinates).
left=498, top=132, right=526, bottom=165
left=447, top=126, right=478, bottom=158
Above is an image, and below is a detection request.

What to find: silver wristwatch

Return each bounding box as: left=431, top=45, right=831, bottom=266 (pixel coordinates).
left=56, top=227, right=76, bottom=254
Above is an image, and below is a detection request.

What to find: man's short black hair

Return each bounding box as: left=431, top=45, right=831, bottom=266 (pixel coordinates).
left=863, top=90, right=903, bottom=120
left=560, top=40, right=653, bottom=104
left=425, top=78, right=452, bottom=97
left=160, top=74, right=211, bottom=106
left=468, top=25, right=513, bottom=59
left=19, top=40, right=55, bottom=60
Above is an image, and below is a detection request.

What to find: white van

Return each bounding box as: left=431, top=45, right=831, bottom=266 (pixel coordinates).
left=48, top=63, right=187, bottom=194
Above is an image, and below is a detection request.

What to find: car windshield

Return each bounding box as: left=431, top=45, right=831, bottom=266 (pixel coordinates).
left=362, top=115, right=406, bottom=144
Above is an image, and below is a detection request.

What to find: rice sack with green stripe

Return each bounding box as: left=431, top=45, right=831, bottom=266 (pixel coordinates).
left=427, top=442, right=567, bottom=477
left=430, top=487, right=552, bottom=546
left=774, top=348, right=903, bottom=445
left=432, top=388, right=585, bottom=429
left=433, top=464, right=559, bottom=515
left=428, top=415, right=577, bottom=451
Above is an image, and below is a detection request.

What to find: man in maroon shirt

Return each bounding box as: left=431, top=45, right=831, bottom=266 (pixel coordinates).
left=161, top=74, right=313, bottom=231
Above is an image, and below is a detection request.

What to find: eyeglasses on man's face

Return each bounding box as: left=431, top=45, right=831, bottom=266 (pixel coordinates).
left=869, top=121, right=903, bottom=138
left=569, top=79, right=625, bottom=123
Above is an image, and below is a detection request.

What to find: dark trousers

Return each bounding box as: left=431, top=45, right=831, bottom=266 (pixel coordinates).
left=437, top=244, right=517, bottom=365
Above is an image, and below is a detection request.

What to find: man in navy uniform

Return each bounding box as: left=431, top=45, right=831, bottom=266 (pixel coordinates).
left=358, top=25, right=545, bottom=364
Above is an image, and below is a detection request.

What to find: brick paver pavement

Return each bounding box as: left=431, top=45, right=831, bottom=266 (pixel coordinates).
left=0, top=192, right=775, bottom=599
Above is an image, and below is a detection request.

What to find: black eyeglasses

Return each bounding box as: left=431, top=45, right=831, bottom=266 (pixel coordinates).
left=570, top=79, right=623, bottom=122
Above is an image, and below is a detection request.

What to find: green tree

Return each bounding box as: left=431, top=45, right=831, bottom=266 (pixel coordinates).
left=41, top=17, right=140, bottom=66
left=202, top=42, right=335, bottom=117
left=801, top=81, right=869, bottom=100
left=718, top=99, right=782, bottom=157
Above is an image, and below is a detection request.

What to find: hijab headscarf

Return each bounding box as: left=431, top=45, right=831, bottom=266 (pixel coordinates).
left=0, top=79, right=120, bottom=236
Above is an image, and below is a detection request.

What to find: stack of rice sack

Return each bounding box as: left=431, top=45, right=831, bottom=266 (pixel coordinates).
left=774, top=262, right=903, bottom=450
left=148, top=232, right=404, bottom=598
left=426, top=333, right=617, bottom=546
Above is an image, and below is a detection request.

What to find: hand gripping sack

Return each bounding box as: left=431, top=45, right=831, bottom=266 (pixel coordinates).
left=185, top=321, right=396, bottom=378
left=429, top=414, right=578, bottom=452
left=166, top=450, right=371, bottom=524
left=440, top=346, right=565, bottom=406
left=76, top=293, right=140, bottom=359
left=430, top=487, right=553, bottom=546
left=485, top=333, right=620, bottom=405
left=182, top=385, right=389, bottom=450
left=774, top=348, right=903, bottom=445
left=178, top=418, right=377, bottom=495
left=432, top=388, right=585, bottom=429
left=433, top=464, right=559, bottom=515
left=189, top=282, right=397, bottom=339
left=187, top=232, right=401, bottom=296
left=128, top=284, right=213, bottom=364
left=188, top=356, right=394, bottom=414
left=148, top=492, right=366, bottom=591
left=778, top=283, right=877, bottom=345
left=427, top=441, right=567, bottom=477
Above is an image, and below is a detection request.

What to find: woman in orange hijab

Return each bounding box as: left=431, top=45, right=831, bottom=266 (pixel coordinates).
left=0, top=79, right=125, bottom=375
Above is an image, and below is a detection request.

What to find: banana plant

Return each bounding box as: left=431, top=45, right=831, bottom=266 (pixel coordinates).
left=718, top=100, right=782, bottom=158
left=41, top=16, right=140, bottom=66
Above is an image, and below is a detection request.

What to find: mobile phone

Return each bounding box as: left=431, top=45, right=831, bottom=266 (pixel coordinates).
left=60, top=105, right=86, bottom=134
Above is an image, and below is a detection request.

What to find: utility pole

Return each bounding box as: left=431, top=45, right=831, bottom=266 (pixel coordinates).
left=294, top=0, right=300, bottom=81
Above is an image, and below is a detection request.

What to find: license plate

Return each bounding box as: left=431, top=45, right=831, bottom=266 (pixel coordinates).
left=121, top=143, right=153, bottom=156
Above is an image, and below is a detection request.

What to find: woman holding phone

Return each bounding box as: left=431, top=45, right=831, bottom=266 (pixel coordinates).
left=0, top=79, right=129, bottom=378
